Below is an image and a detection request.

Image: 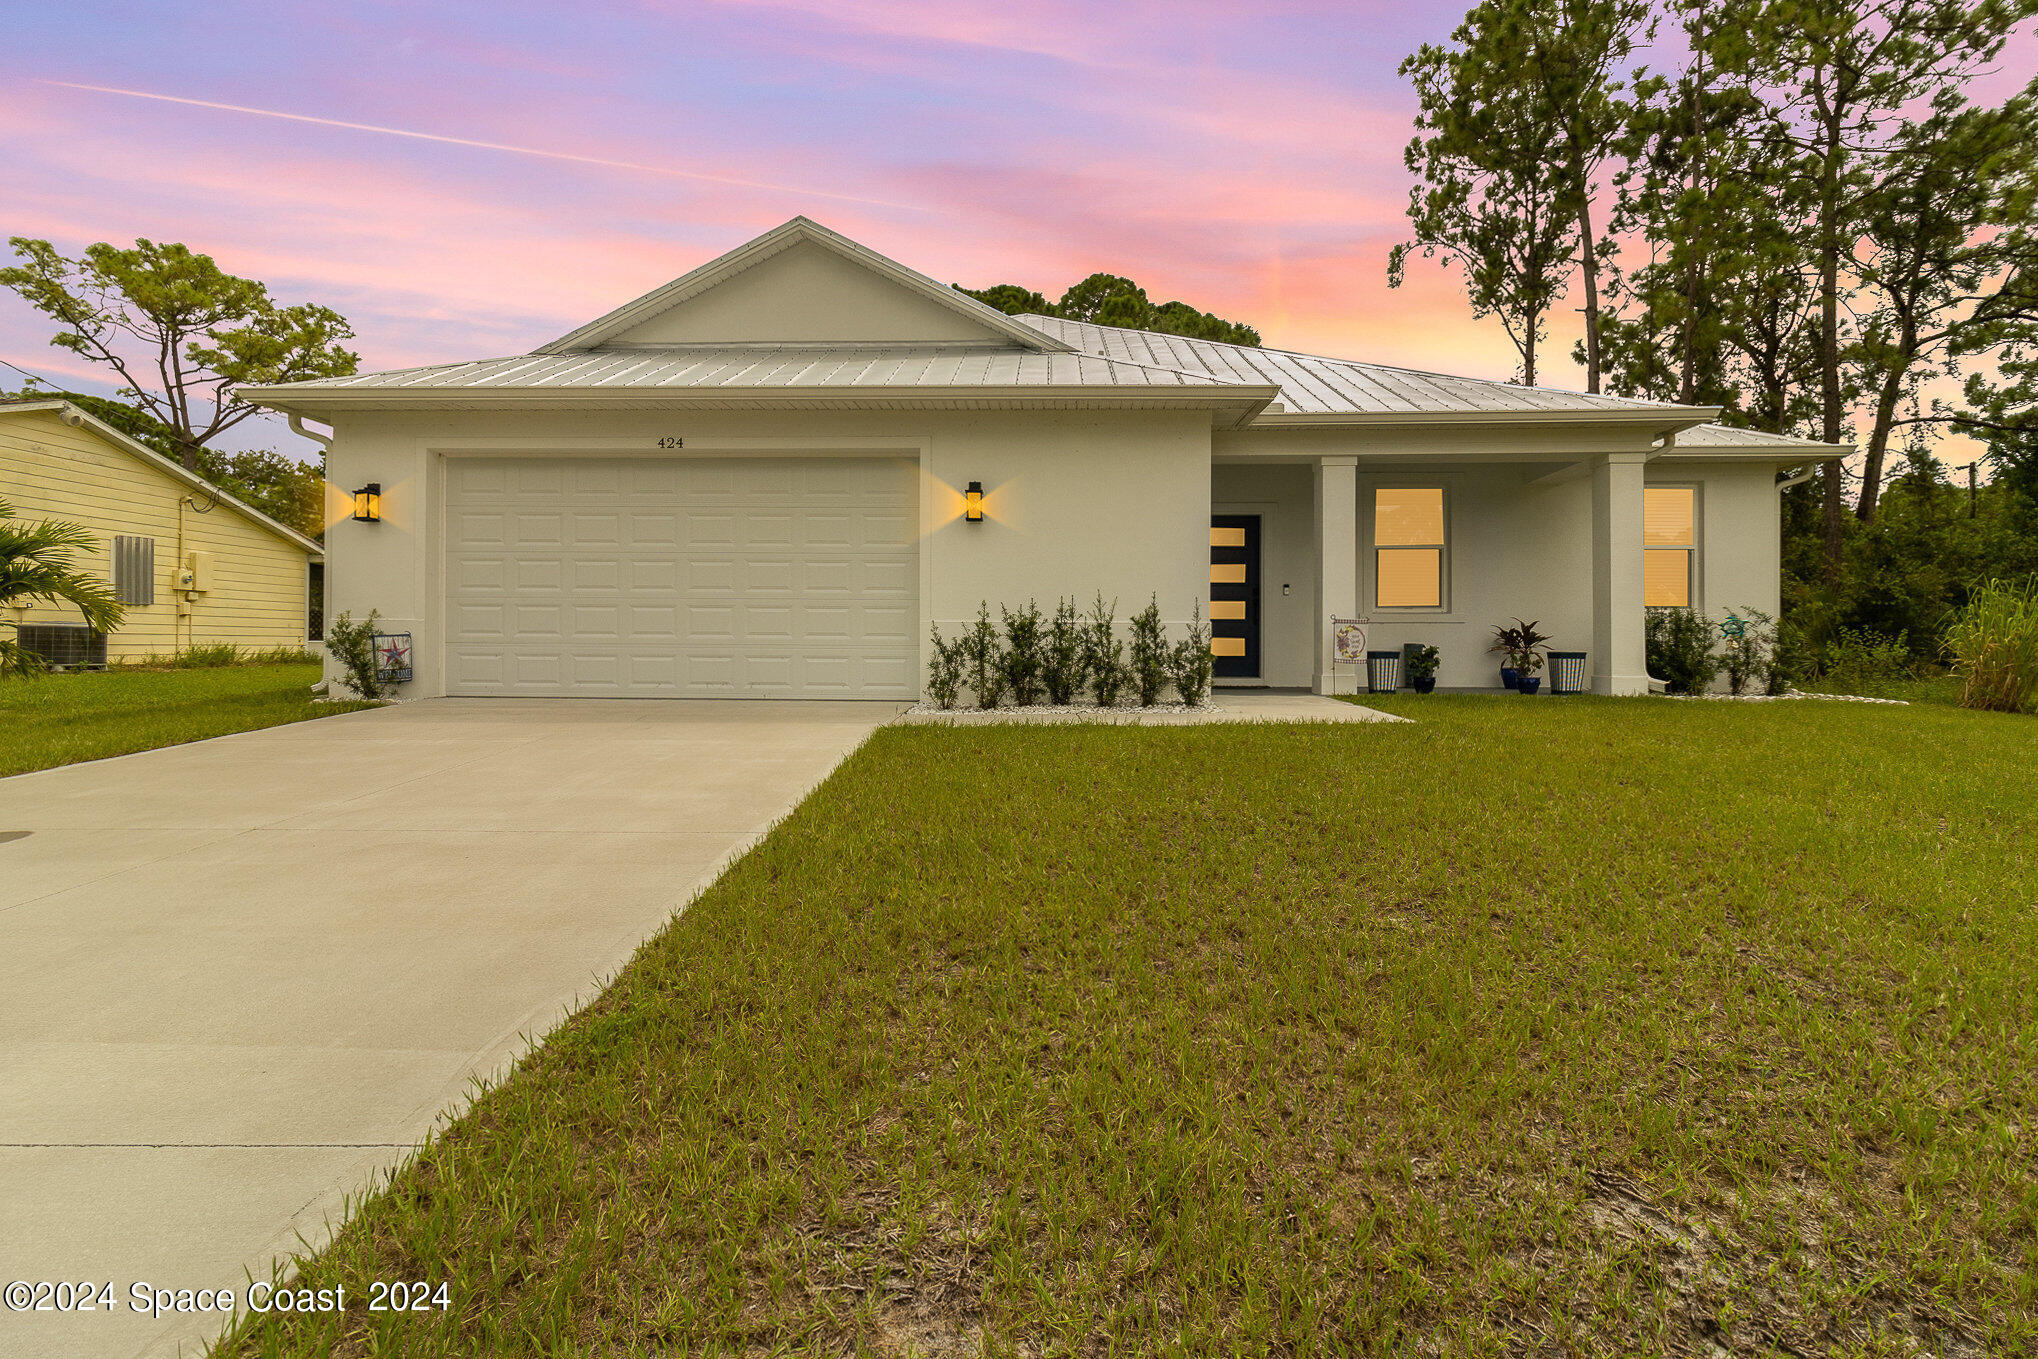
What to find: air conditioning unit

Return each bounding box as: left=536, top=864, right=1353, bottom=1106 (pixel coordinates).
left=17, top=624, right=108, bottom=670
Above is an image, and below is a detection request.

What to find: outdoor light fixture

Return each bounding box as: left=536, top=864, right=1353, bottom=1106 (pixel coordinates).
left=352, top=483, right=382, bottom=523
left=964, top=481, right=984, bottom=523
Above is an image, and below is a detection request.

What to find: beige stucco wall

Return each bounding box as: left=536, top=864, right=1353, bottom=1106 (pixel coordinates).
left=320, top=407, right=1211, bottom=698
left=0, top=409, right=315, bottom=660
left=611, top=241, right=1009, bottom=346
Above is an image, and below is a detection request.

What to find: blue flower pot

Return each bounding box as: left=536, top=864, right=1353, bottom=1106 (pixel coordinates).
left=1500, top=667, right=1521, bottom=690
left=1519, top=676, right=1542, bottom=694
left=1411, top=677, right=1436, bottom=694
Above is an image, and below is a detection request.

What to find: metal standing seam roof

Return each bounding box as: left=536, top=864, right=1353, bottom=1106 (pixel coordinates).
left=1669, top=423, right=1851, bottom=452
left=250, top=345, right=1255, bottom=395
left=1014, top=315, right=1717, bottom=420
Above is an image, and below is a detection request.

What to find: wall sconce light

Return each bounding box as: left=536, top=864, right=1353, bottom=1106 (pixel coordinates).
left=964, top=481, right=984, bottom=523
left=352, top=483, right=382, bottom=523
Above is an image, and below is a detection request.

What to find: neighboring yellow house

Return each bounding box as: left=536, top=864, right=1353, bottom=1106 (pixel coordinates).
left=0, top=399, right=322, bottom=663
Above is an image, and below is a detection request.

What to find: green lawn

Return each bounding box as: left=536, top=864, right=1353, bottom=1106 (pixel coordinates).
left=217, top=697, right=2038, bottom=1357
left=1797, top=671, right=1967, bottom=706
left=0, top=662, right=375, bottom=776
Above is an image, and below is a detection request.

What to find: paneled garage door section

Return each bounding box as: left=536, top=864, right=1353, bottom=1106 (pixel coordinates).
left=445, top=457, right=918, bottom=697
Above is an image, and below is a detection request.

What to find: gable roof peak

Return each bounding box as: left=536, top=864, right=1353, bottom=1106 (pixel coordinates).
left=536, top=217, right=1074, bottom=355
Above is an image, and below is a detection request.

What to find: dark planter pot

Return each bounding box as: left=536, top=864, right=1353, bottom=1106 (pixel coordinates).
left=1410, top=676, right=1436, bottom=694
left=1500, top=667, right=1521, bottom=689
left=1518, top=676, right=1542, bottom=694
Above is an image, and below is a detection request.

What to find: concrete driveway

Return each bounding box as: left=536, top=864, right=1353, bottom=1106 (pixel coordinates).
left=0, top=698, right=899, bottom=1359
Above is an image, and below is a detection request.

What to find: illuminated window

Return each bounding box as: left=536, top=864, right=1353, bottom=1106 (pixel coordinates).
left=1644, top=487, right=1697, bottom=607
left=1374, top=488, right=1445, bottom=608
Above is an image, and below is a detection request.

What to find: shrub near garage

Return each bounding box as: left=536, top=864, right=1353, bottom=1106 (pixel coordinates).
left=927, top=594, right=1209, bottom=710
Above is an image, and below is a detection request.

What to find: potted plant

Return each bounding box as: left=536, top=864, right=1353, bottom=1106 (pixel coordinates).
left=1405, top=644, right=1440, bottom=694
left=1488, top=618, right=1550, bottom=691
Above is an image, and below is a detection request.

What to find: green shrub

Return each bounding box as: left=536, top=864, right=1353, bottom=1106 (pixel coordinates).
left=1646, top=607, right=1719, bottom=695
left=1814, top=627, right=1916, bottom=690
left=1083, top=594, right=1127, bottom=708
left=1129, top=596, right=1171, bottom=707
left=1718, top=608, right=1782, bottom=696
left=925, top=624, right=964, bottom=710
left=1488, top=618, right=1550, bottom=675
left=1945, top=577, right=2038, bottom=714
left=324, top=610, right=385, bottom=700
left=1042, top=597, right=1087, bottom=705
left=1405, top=644, right=1440, bottom=681
left=172, top=643, right=245, bottom=667
left=1170, top=601, right=1213, bottom=707
left=962, top=603, right=1006, bottom=710
left=117, top=644, right=318, bottom=670
left=1000, top=600, right=1045, bottom=706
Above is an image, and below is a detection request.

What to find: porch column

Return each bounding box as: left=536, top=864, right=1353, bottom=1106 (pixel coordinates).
left=1314, top=456, right=1358, bottom=694
left=1591, top=451, right=1649, bottom=694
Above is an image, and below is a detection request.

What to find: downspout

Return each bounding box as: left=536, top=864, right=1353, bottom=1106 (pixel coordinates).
left=287, top=413, right=334, bottom=455
left=288, top=413, right=335, bottom=669
left=1776, top=465, right=1817, bottom=492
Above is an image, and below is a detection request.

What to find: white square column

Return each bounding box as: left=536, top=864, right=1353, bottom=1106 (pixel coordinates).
left=1313, top=456, right=1359, bottom=694
left=1591, top=451, right=1650, bottom=695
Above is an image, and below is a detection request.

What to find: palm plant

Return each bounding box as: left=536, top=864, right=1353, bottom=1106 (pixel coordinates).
left=1487, top=618, right=1551, bottom=675
left=0, top=498, right=123, bottom=676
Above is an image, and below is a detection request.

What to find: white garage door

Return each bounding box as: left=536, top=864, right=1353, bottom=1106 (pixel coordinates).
left=444, top=456, right=918, bottom=698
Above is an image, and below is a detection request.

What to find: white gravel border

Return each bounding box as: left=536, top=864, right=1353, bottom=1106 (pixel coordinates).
left=1673, top=689, right=1910, bottom=705
left=903, top=700, right=1216, bottom=719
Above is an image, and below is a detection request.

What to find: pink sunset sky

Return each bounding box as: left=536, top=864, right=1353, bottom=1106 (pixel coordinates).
left=3, top=1, right=2027, bottom=465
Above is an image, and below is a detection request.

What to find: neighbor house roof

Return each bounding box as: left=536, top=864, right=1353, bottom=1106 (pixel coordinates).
left=1016, top=315, right=1723, bottom=427
left=0, top=399, right=323, bottom=557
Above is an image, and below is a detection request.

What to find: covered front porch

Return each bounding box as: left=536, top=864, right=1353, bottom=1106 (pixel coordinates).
left=1208, top=447, right=1766, bottom=697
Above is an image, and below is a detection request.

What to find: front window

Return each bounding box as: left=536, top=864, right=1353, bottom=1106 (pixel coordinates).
left=1374, top=487, right=1445, bottom=608
left=1644, top=487, right=1696, bottom=607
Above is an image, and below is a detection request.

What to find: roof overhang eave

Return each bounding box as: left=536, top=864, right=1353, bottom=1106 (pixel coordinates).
left=1248, top=405, right=1724, bottom=432
left=1657, top=445, right=1854, bottom=462
left=245, top=382, right=1283, bottom=429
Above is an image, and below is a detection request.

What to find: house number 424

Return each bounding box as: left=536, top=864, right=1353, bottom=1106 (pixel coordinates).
left=657, top=436, right=685, bottom=449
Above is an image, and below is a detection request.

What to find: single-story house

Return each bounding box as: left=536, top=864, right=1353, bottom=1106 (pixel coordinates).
left=0, top=399, right=323, bottom=664
left=247, top=217, right=1845, bottom=700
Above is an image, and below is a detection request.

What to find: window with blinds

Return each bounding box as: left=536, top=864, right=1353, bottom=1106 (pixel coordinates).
left=1373, top=487, right=1446, bottom=608
left=113, top=535, right=155, bottom=606
left=1643, top=488, right=1697, bottom=607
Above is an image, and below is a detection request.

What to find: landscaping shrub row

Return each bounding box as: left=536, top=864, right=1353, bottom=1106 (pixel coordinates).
left=926, top=594, right=1212, bottom=710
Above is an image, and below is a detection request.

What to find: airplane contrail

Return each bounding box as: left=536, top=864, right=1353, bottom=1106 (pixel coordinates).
left=38, top=79, right=918, bottom=210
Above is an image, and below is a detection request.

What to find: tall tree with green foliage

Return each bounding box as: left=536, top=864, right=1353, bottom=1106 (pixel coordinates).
left=1598, top=0, right=1825, bottom=425
left=958, top=276, right=1261, bottom=346
left=1392, top=49, right=1572, bottom=385
left=1747, top=0, right=2032, bottom=572
left=0, top=237, right=357, bottom=470
left=1395, top=0, right=1650, bottom=390
left=1851, top=96, right=2036, bottom=521
left=1948, top=153, right=2038, bottom=505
